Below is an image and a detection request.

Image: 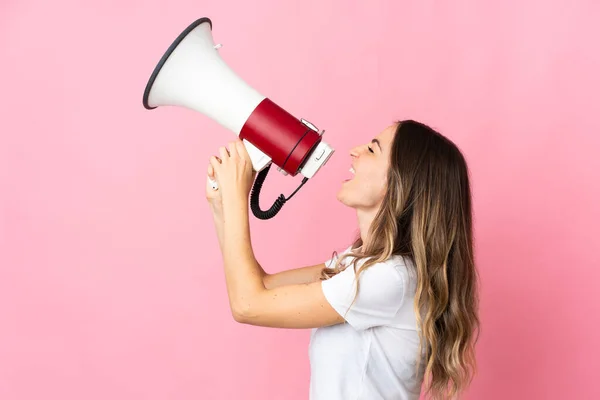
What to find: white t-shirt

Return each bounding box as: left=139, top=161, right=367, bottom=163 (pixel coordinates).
left=308, top=246, right=426, bottom=400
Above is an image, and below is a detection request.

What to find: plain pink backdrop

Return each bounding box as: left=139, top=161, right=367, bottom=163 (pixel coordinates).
left=1, top=1, right=599, bottom=399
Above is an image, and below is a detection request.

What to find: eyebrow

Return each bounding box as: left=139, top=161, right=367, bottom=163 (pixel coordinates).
left=372, top=139, right=382, bottom=151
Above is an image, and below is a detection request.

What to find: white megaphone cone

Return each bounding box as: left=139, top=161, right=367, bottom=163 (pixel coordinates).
left=142, top=17, right=334, bottom=220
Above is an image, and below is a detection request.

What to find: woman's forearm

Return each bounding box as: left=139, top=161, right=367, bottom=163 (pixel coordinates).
left=210, top=205, right=226, bottom=253
left=220, top=196, right=267, bottom=315
left=211, top=204, right=267, bottom=273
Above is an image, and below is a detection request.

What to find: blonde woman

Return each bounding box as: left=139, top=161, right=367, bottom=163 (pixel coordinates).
left=206, top=120, right=480, bottom=400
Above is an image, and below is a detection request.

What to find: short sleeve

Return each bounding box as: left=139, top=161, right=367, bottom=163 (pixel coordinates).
left=320, top=259, right=406, bottom=331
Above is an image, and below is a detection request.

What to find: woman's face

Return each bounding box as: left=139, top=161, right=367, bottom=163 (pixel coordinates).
left=336, top=124, right=396, bottom=211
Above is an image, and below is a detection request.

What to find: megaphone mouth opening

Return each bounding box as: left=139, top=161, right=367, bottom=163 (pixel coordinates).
left=142, top=17, right=213, bottom=110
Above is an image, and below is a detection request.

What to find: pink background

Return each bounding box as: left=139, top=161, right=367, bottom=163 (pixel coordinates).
left=1, top=1, right=599, bottom=399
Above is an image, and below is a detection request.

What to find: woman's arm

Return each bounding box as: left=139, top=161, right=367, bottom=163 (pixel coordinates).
left=210, top=205, right=268, bottom=277
left=211, top=205, right=324, bottom=289
left=232, top=279, right=345, bottom=329
left=262, top=263, right=326, bottom=289
left=219, top=195, right=344, bottom=329
left=207, top=139, right=343, bottom=329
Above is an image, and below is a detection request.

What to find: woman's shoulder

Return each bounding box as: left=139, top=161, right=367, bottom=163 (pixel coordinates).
left=332, top=246, right=412, bottom=275
left=363, top=252, right=417, bottom=292
left=328, top=244, right=411, bottom=263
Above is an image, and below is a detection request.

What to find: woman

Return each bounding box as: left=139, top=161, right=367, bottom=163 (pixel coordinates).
left=206, top=120, right=480, bottom=400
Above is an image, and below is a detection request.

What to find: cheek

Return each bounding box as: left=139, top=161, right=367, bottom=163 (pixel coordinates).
left=359, top=171, right=387, bottom=201
left=366, top=168, right=388, bottom=190
left=372, top=170, right=389, bottom=199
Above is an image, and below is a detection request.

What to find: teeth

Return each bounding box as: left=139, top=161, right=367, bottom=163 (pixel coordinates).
left=350, top=167, right=355, bottom=174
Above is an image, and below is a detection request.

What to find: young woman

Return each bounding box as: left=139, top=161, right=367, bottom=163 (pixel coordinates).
left=206, top=120, right=480, bottom=400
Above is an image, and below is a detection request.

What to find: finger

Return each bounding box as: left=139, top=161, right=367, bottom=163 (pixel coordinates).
left=209, top=155, right=221, bottom=172
left=219, top=146, right=230, bottom=161
left=236, top=141, right=254, bottom=175
left=235, top=140, right=251, bottom=162
left=206, top=162, right=219, bottom=191
left=228, top=141, right=239, bottom=159
left=206, top=174, right=218, bottom=190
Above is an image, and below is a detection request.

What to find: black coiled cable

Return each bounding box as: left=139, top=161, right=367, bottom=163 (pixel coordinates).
left=250, top=163, right=309, bottom=220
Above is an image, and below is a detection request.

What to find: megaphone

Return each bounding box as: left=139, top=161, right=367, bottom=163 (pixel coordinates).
left=142, top=17, right=334, bottom=220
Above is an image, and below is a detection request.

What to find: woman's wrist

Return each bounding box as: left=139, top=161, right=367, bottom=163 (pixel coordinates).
left=209, top=203, right=225, bottom=252
left=209, top=201, right=224, bottom=221
left=222, top=193, right=249, bottom=213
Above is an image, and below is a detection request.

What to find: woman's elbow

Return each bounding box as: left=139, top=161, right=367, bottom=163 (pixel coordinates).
left=231, top=301, right=257, bottom=324
left=232, top=308, right=248, bottom=323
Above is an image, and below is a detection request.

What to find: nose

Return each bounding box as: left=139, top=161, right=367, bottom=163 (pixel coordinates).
left=349, top=144, right=367, bottom=157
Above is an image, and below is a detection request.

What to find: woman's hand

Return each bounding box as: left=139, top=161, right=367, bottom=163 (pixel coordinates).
left=206, top=139, right=256, bottom=211
left=205, top=162, right=223, bottom=215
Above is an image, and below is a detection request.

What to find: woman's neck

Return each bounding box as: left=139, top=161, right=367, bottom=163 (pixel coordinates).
left=356, top=207, right=379, bottom=249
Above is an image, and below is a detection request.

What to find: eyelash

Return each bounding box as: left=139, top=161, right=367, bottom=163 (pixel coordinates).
left=368, top=146, right=374, bottom=153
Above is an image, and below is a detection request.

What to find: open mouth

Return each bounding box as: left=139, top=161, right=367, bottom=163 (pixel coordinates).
left=344, top=166, right=355, bottom=182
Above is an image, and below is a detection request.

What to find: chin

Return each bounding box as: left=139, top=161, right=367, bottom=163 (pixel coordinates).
left=337, top=181, right=383, bottom=211
left=335, top=185, right=346, bottom=202
left=336, top=184, right=356, bottom=208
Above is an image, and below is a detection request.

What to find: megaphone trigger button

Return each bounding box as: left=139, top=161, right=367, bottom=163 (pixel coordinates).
left=315, top=148, right=326, bottom=160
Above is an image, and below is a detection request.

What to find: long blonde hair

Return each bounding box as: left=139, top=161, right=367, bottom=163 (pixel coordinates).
left=321, top=120, right=480, bottom=399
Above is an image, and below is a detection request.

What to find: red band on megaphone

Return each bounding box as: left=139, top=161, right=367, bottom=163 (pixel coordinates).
left=240, top=98, right=321, bottom=176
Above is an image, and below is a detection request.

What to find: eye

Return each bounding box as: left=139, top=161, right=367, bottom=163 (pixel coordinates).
left=367, top=146, right=374, bottom=153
